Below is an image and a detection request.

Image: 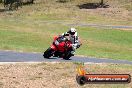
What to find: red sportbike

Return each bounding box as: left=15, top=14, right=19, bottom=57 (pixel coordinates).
left=43, top=35, right=74, bottom=60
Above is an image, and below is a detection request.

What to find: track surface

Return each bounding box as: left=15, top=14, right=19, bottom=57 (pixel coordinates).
left=0, top=50, right=132, bottom=65
left=39, top=20, right=132, bottom=29
left=67, top=23, right=132, bottom=29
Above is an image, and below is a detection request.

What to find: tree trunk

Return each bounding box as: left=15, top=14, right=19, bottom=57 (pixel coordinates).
left=100, top=0, right=104, bottom=7
left=31, top=0, right=34, bottom=4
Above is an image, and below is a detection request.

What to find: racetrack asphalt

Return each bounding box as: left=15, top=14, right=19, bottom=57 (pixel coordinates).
left=67, top=23, right=132, bottom=29
left=0, top=50, right=132, bottom=65
left=40, top=20, right=132, bottom=29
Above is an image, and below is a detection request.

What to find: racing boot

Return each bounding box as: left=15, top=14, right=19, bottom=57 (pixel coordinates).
left=70, top=50, right=75, bottom=56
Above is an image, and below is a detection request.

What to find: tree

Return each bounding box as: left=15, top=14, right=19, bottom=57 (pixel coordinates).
left=31, top=0, right=34, bottom=4
left=100, top=0, right=104, bottom=7
left=0, top=0, right=4, bottom=3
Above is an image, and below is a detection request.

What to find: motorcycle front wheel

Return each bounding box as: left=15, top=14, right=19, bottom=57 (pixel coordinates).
left=43, top=47, right=54, bottom=58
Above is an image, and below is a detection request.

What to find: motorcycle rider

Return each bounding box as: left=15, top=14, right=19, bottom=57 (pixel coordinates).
left=62, top=28, right=81, bottom=55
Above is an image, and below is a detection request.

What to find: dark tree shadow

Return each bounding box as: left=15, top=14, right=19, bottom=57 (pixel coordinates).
left=56, top=0, right=70, bottom=3
left=45, top=57, right=58, bottom=59
left=22, top=1, right=34, bottom=5
left=60, top=58, right=72, bottom=60
left=0, top=8, right=10, bottom=12
left=44, top=57, right=72, bottom=60
left=77, top=3, right=109, bottom=9
left=0, top=9, right=5, bottom=12
left=0, top=0, right=34, bottom=12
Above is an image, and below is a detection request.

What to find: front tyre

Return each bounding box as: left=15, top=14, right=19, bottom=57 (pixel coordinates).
left=43, top=47, right=54, bottom=58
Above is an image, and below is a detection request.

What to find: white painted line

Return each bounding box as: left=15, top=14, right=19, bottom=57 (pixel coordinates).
left=84, top=62, right=95, bottom=64
left=0, top=61, right=63, bottom=64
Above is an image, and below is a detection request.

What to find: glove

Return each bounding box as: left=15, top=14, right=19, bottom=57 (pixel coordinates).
left=72, top=44, right=77, bottom=49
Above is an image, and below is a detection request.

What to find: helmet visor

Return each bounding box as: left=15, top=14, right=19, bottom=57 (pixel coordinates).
left=70, top=32, right=75, bottom=35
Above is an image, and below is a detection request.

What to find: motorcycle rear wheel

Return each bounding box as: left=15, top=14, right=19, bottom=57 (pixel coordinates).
left=63, top=51, right=72, bottom=60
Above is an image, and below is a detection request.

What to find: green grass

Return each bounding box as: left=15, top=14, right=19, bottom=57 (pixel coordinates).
left=0, top=24, right=132, bottom=60
left=0, top=0, right=132, bottom=61
left=76, top=27, right=132, bottom=60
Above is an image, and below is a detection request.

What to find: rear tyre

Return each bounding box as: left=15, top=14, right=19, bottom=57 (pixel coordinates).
left=43, top=47, right=54, bottom=58
left=63, top=51, right=72, bottom=60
